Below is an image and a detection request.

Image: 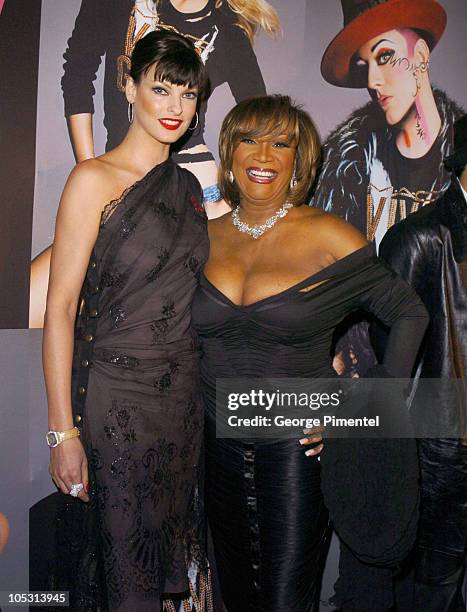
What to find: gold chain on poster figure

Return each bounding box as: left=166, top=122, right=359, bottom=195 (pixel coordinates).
left=117, top=7, right=210, bottom=92
left=366, top=183, right=441, bottom=241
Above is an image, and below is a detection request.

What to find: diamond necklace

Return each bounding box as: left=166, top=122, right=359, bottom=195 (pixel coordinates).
left=231, top=201, right=293, bottom=239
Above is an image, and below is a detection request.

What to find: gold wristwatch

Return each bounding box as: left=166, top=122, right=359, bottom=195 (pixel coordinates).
left=46, top=426, right=80, bottom=448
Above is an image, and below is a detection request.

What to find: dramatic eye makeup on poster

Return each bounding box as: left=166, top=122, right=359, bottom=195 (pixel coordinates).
left=355, top=30, right=430, bottom=141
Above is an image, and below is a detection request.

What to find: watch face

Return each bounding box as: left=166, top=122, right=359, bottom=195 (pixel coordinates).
left=46, top=431, right=59, bottom=447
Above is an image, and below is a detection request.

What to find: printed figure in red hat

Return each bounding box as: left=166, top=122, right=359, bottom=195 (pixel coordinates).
left=314, top=1, right=464, bottom=375
left=315, top=0, right=463, bottom=250
left=312, top=1, right=465, bottom=610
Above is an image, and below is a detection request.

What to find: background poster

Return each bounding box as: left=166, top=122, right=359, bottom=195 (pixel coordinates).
left=0, top=0, right=465, bottom=607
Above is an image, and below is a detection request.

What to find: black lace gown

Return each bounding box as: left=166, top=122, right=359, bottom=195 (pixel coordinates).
left=192, top=244, right=428, bottom=612
left=56, top=159, right=210, bottom=611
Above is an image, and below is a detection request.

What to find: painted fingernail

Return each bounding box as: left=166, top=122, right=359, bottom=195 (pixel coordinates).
left=305, top=449, right=315, bottom=456
left=299, top=438, right=308, bottom=445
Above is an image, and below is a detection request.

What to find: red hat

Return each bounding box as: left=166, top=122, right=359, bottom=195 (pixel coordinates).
left=321, top=0, right=447, bottom=88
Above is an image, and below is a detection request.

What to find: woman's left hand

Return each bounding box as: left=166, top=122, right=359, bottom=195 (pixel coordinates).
left=299, top=426, right=324, bottom=457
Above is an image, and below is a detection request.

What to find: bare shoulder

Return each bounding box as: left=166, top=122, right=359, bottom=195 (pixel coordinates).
left=307, top=208, right=368, bottom=259
left=59, top=158, right=122, bottom=223
left=65, top=158, right=114, bottom=201
left=56, top=159, right=122, bottom=237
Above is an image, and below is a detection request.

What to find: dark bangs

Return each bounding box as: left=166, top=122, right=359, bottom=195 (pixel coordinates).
left=151, top=48, right=210, bottom=100
left=130, top=30, right=210, bottom=101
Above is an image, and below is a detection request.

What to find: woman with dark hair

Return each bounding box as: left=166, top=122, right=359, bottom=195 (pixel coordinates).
left=29, top=0, right=281, bottom=328
left=192, top=94, right=428, bottom=610
left=43, top=30, right=211, bottom=611
left=61, top=0, right=280, bottom=213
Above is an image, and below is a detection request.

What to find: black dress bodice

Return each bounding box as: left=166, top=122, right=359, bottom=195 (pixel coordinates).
left=193, top=244, right=428, bottom=385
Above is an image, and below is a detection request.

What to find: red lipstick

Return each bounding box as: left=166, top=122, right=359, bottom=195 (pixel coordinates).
left=158, top=118, right=183, bottom=131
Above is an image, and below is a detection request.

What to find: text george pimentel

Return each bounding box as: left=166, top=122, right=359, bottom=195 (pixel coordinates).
left=227, top=415, right=380, bottom=428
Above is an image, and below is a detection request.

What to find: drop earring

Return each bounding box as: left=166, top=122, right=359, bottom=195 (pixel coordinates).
left=289, top=169, right=297, bottom=190
left=228, top=170, right=234, bottom=183
left=188, top=111, right=199, bottom=131
left=128, top=102, right=133, bottom=123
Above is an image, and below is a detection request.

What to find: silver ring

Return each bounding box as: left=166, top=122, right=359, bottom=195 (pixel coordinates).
left=69, top=483, right=84, bottom=497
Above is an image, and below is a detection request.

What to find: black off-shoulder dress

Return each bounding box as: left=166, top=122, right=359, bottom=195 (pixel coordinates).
left=192, top=244, right=428, bottom=612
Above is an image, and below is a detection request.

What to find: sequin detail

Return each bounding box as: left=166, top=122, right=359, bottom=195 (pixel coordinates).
left=101, top=271, right=124, bottom=288
left=151, top=319, right=170, bottom=344
left=100, top=351, right=141, bottom=369
left=120, top=207, right=137, bottom=238
left=109, top=304, right=127, bottom=328
left=151, top=296, right=177, bottom=344
left=162, top=298, right=175, bottom=319
left=185, top=254, right=201, bottom=274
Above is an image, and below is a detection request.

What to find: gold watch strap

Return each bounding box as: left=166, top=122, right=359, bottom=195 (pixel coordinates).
left=58, top=426, right=80, bottom=443
left=46, top=426, right=80, bottom=447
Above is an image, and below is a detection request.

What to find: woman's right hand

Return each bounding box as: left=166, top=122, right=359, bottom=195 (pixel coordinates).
left=49, top=437, right=90, bottom=502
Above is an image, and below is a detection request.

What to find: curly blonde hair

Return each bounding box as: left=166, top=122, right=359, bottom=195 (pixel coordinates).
left=219, top=0, right=281, bottom=42
left=155, top=1, right=281, bottom=43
